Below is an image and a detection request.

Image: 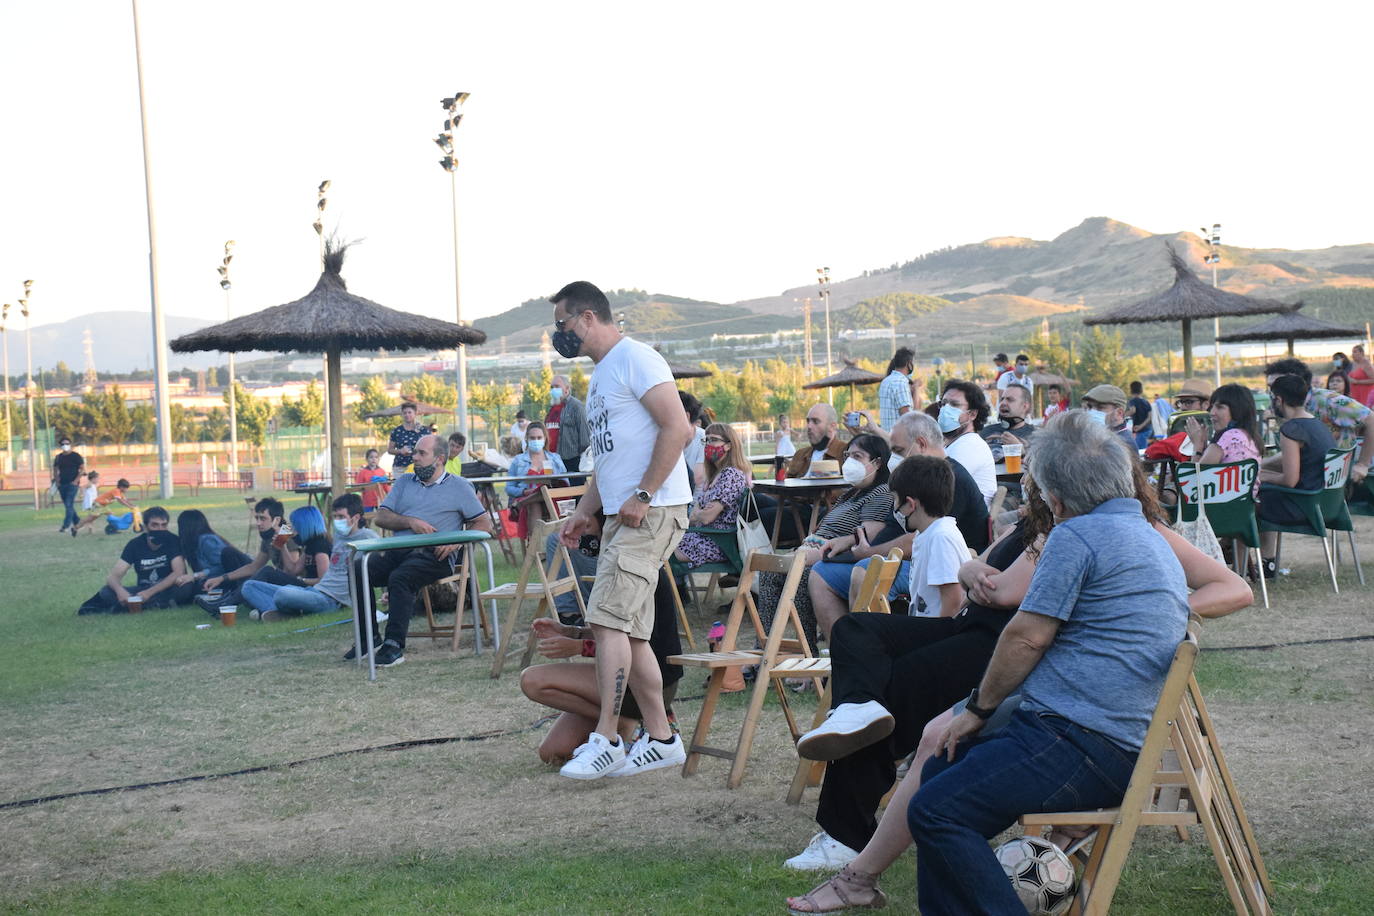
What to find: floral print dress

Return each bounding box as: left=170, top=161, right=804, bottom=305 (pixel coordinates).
left=675, top=467, right=748, bottom=568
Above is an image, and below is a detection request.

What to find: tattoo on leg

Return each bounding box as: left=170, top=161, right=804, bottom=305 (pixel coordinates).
left=611, top=666, right=626, bottom=718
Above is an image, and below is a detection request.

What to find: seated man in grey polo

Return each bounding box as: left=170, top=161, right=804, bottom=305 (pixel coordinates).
left=348, top=434, right=492, bottom=667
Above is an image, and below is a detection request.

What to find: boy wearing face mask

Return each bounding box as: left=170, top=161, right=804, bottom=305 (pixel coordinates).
left=248, top=494, right=378, bottom=621
left=893, top=456, right=969, bottom=618
left=77, top=507, right=186, bottom=614
left=546, top=374, right=589, bottom=473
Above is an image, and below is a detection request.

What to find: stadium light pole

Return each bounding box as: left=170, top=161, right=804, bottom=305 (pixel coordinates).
left=437, top=92, right=471, bottom=438
left=817, top=267, right=834, bottom=404
left=1, top=302, right=11, bottom=466
left=131, top=0, right=174, bottom=499
left=19, top=282, right=38, bottom=509
left=1202, top=223, right=1222, bottom=387
left=217, top=241, right=238, bottom=477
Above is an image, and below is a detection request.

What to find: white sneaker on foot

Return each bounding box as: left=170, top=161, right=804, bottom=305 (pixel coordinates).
left=796, top=700, right=895, bottom=761
left=608, top=733, right=686, bottom=777
left=559, top=732, right=626, bottom=780
left=784, top=831, right=860, bottom=871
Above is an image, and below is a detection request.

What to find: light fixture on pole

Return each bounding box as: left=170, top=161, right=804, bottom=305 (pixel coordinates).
left=1, top=301, right=11, bottom=467
left=1202, top=223, right=1222, bottom=386
left=316, top=181, right=332, bottom=474
left=218, top=241, right=239, bottom=478
left=19, top=281, right=39, bottom=509
left=438, top=92, right=471, bottom=438
left=817, top=267, right=834, bottom=404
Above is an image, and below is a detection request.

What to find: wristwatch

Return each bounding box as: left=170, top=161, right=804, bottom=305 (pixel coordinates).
left=633, top=488, right=652, bottom=503
left=966, top=688, right=996, bottom=720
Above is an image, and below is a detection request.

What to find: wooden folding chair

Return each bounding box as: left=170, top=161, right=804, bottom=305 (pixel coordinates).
left=486, top=516, right=588, bottom=678
left=1019, top=623, right=1272, bottom=915
left=661, top=559, right=698, bottom=650
left=243, top=495, right=258, bottom=550
left=779, top=548, right=904, bottom=804
left=414, top=547, right=492, bottom=651
left=540, top=483, right=586, bottom=521
left=669, top=550, right=817, bottom=789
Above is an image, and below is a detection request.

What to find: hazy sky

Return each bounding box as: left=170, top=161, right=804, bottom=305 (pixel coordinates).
left=2, top=0, right=1371, bottom=334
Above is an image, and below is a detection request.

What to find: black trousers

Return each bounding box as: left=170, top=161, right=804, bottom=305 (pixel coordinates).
left=815, top=609, right=1006, bottom=852
left=77, top=584, right=178, bottom=615
left=563, top=455, right=581, bottom=473
left=356, top=547, right=452, bottom=648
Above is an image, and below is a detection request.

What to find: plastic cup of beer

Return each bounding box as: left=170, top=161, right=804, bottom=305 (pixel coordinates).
left=219, top=605, right=238, bottom=627
left=1004, top=443, right=1023, bottom=474
left=127, top=595, right=144, bottom=613
left=272, top=523, right=293, bottom=549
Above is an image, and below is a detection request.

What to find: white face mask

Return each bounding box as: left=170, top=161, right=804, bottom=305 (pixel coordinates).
left=332, top=518, right=352, bottom=537
left=938, top=403, right=964, bottom=434
left=1085, top=409, right=1109, bottom=426
left=841, top=457, right=869, bottom=486
left=887, top=452, right=904, bottom=473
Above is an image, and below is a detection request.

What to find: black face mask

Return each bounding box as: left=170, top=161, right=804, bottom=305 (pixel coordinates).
left=146, top=530, right=177, bottom=552
left=413, top=461, right=437, bottom=482
left=551, top=329, right=583, bottom=359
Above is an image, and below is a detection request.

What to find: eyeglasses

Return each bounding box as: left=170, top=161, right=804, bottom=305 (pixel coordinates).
left=1174, top=397, right=1205, bottom=409
left=704, top=436, right=727, bottom=444
left=554, top=313, right=580, bottom=332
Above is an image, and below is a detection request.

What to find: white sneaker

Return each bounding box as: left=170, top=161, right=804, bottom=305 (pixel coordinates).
left=559, top=732, right=626, bottom=780
left=784, top=831, right=860, bottom=871
left=608, top=733, right=686, bottom=777
left=796, top=700, right=895, bottom=761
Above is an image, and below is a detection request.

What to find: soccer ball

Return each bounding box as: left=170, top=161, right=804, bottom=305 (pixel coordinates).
left=994, top=835, right=1076, bottom=915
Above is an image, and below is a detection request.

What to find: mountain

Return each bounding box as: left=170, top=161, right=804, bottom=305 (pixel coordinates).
left=10, top=312, right=271, bottom=376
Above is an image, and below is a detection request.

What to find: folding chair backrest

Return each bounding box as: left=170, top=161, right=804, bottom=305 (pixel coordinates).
left=540, top=484, right=586, bottom=521
left=716, top=549, right=799, bottom=653
left=852, top=547, right=903, bottom=614
left=1176, top=459, right=1261, bottom=546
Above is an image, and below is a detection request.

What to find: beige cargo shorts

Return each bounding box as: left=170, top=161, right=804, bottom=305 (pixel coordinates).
left=584, top=505, right=688, bottom=640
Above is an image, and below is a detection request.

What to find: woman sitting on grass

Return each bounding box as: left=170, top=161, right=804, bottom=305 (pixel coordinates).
left=241, top=506, right=331, bottom=618
left=520, top=568, right=683, bottom=765
left=673, top=422, right=751, bottom=570
left=170, top=509, right=244, bottom=604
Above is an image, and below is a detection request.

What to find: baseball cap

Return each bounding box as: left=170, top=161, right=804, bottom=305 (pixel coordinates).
left=1082, top=384, right=1127, bottom=408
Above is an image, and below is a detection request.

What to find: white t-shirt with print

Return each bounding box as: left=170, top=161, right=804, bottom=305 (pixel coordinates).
left=907, top=516, right=968, bottom=617
left=587, top=337, right=692, bottom=512
left=946, top=431, right=996, bottom=507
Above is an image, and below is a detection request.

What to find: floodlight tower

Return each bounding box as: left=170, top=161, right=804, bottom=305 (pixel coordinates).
left=1203, top=223, right=1222, bottom=386
left=316, top=182, right=332, bottom=471
left=19, top=281, right=38, bottom=509
left=437, top=91, right=471, bottom=437
left=217, top=241, right=238, bottom=476
left=817, top=267, right=834, bottom=403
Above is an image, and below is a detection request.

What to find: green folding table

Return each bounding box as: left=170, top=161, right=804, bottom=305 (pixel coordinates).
left=347, top=529, right=494, bottom=681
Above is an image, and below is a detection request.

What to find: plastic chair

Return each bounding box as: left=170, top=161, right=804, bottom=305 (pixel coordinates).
left=668, top=491, right=746, bottom=614
left=1317, top=450, right=1365, bottom=586
left=1257, top=448, right=1347, bottom=594
left=1175, top=459, right=1268, bottom=609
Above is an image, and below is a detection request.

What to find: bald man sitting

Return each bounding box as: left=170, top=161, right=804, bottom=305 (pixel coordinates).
left=756, top=403, right=849, bottom=547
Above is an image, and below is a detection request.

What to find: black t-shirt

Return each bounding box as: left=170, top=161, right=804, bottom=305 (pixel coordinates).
left=1128, top=396, right=1152, bottom=428
left=962, top=519, right=1028, bottom=630
left=53, top=451, right=84, bottom=485
left=948, top=458, right=990, bottom=554
left=120, top=532, right=182, bottom=589
left=299, top=534, right=331, bottom=579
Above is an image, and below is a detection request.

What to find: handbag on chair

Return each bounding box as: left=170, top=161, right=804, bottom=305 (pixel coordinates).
left=1175, top=461, right=1226, bottom=565
left=736, top=489, right=771, bottom=558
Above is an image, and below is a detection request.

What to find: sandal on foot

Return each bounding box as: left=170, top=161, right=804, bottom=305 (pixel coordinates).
left=787, top=865, right=887, bottom=914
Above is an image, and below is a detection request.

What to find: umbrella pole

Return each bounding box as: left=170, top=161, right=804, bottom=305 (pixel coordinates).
left=1181, top=319, right=1194, bottom=379
left=1287, top=337, right=1294, bottom=357
left=327, top=348, right=345, bottom=499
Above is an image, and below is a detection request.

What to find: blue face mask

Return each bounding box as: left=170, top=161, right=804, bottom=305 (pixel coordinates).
left=938, top=403, right=964, bottom=434
left=527, top=439, right=545, bottom=453
left=332, top=518, right=352, bottom=537
left=550, top=387, right=564, bottom=403
left=1085, top=409, right=1109, bottom=426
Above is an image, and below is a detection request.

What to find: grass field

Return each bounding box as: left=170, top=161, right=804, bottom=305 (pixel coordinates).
left=2, top=491, right=1373, bottom=914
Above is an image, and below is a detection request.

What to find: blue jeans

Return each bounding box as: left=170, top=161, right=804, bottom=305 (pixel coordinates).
left=59, top=483, right=80, bottom=529
left=241, top=579, right=283, bottom=612
left=272, top=585, right=338, bottom=616
left=908, top=708, right=1137, bottom=916
left=812, top=557, right=911, bottom=603
left=1134, top=429, right=1150, bottom=450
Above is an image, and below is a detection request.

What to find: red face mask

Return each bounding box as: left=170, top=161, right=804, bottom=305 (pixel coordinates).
left=704, top=444, right=727, bottom=463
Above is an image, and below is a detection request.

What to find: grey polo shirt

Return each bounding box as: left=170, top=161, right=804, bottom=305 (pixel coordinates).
left=380, top=471, right=486, bottom=531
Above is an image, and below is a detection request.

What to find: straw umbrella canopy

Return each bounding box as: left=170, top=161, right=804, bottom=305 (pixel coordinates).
left=362, top=401, right=453, bottom=419
left=652, top=345, right=711, bottom=379
left=1214, top=306, right=1362, bottom=357
left=172, top=243, right=486, bottom=497
left=802, top=359, right=884, bottom=404
left=1083, top=243, right=1299, bottom=378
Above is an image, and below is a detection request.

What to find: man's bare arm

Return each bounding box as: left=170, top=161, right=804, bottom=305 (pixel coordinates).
left=637, top=381, right=695, bottom=496
left=972, top=610, right=1060, bottom=708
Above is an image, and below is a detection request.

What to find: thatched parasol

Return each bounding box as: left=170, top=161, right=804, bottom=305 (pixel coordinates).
left=1083, top=243, right=1298, bottom=377
left=803, top=359, right=884, bottom=404
left=653, top=346, right=711, bottom=380
left=1214, top=306, right=1362, bottom=357
left=363, top=401, right=454, bottom=419
left=172, top=243, right=486, bottom=497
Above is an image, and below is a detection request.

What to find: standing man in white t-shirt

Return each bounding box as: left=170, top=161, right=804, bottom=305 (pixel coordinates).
left=551, top=281, right=694, bottom=780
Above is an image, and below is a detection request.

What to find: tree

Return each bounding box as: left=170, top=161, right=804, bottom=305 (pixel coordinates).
left=226, top=382, right=271, bottom=448
left=93, top=387, right=134, bottom=445
left=354, top=376, right=394, bottom=440
left=401, top=374, right=457, bottom=411
left=200, top=407, right=229, bottom=443
left=169, top=404, right=199, bottom=442
left=699, top=362, right=740, bottom=423
left=278, top=381, right=325, bottom=428
left=470, top=379, right=516, bottom=440
left=130, top=404, right=156, bottom=443
left=569, top=365, right=589, bottom=401
left=519, top=366, right=553, bottom=420
left=1076, top=327, right=1149, bottom=390
left=737, top=360, right=768, bottom=422
left=1023, top=328, right=1072, bottom=376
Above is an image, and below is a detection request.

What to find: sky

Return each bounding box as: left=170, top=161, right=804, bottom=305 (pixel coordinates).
left=2, top=0, right=1371, bottom=338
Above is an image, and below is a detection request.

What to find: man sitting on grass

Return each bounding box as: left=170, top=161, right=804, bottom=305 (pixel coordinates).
left=242, top=493, right=378, bottom=622
left=77, top=507, right=186, bottom=614
left=198, top=498, right=288, bottom=613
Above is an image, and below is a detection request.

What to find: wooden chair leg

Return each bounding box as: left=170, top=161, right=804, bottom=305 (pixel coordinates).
left=726, top=666, right=775, bottom=789
left=683, top=668, right=727, bottom=777
left=489, top=592, right=530, bottom=678
left=787, top=677, right=834, bottom=805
